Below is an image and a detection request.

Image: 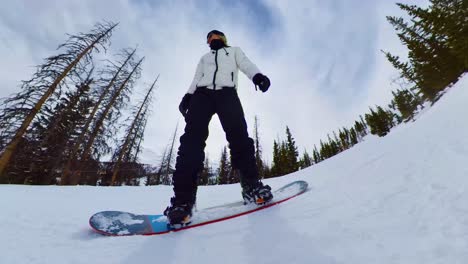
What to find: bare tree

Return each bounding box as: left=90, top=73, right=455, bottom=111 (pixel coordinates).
left=156, top=146, right=169, bottom=185
left=0, top=22, right=117, bottom=182
left=111, top=76, right=158, bottom=185
left=156, top=123, right=180, bottom=186
left=61, top=48, right=138, bottom=184
left=61, top=57, right=143, bottom=185
left=79, top=57, right=144, bottom=162
left=164, top=122, right=179, bottom=184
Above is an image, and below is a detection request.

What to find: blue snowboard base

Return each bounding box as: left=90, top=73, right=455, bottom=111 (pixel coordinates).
left=89, top=180, right=308, bottom=236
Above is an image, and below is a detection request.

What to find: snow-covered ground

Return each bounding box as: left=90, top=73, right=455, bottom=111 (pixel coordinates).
left=1, top=75, right=468, bottom=264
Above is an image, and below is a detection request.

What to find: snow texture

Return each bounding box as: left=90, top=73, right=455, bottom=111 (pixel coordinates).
left=1, top=75, right=468, bottom=263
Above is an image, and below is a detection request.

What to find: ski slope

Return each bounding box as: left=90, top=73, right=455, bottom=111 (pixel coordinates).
left=1, top=75, right=468, bottom=264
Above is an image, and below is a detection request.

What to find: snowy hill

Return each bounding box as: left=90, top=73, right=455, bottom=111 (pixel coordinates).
left=1, top=75, right=468, bottom=264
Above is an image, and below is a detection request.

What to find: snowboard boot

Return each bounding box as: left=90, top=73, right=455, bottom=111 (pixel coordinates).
left=164, top=197, right=194, bottom=229
left=241, top=181, right=273, bottom=205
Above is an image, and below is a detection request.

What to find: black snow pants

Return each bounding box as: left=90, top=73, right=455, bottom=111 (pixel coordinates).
left=172, top=87, right=259, bottom=203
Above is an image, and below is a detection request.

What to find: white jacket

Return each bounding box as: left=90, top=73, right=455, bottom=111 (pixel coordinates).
left=187, top=46, right=261, bottom=94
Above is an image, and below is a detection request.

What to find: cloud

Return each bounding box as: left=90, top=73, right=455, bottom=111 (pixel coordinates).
left=0, top=0, right=427, bottom=166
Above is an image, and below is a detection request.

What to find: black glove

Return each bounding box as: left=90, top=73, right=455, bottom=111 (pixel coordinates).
left=252, top=73, right=270, bottom=93
left=179, top=93, right=192, bottom=118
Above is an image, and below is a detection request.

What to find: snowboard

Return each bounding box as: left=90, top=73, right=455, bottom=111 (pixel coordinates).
left=89, top=180, right=308, bottom=236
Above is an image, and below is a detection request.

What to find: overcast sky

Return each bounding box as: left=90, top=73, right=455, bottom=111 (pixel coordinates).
left=0, top=0, right=427, bottom=166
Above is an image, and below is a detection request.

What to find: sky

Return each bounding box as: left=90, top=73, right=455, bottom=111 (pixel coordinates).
left=0, top=0, right=427, bottom=166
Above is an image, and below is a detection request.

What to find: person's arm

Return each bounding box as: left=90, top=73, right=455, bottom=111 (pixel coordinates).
left=187, top=57, right=204, bottom=94
left=235, top=47, right=270, bottom=92
left=235, top=47, right=261, bottom=80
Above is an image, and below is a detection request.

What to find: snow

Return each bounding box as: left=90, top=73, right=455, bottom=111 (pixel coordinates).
left=1, top=75, right=468, bottom=263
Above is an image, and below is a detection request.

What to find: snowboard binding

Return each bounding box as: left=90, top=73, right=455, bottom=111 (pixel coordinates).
left=167, top=216, right=192, bottom=230
left=242, top=182, right=273, bottom=205
left=164, top=197, right=194, bottom=229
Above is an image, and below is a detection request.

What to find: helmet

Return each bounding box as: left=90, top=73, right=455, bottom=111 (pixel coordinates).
left=206, top=30, right=227, bottom=45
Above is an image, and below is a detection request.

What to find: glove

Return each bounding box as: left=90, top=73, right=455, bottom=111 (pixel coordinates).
left=252, top=73, right=270, bottom=93
left=179, top=93, right=192, bottom=118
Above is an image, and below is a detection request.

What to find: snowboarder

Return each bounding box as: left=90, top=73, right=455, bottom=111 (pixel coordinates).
left=164, top=30, right=273, bottom=227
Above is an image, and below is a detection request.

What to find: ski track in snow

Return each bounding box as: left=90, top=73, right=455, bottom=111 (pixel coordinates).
left=1, top=75, right=468, bottom=263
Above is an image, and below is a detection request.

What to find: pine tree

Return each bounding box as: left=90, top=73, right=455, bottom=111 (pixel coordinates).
left=270, top=127, right=300, bottom=176
left=217, top=146, right=230, bottom=184
left=312, top=145, right=321, bottom=164
left=285, top=126, right=299, bottom=173
left=365, top=106, right=395, bottom=137
left=354, top=119, right=367, bottom=140
left=199, top=156, right=211, bottom=185
left=280, top=141, right=289, bottom=174
left=228, top=166, right=240, bottom=184
left=299, top=149, right=312, bottom=169
left=262, top=161, right=272, bottom=179
left=270, top=140, right=281, bottom=178
left=329, top=133, right=340, bottom=155
left=389, top=89, right=420, bottom=122
left=319, top=140, right=328, bottom=160
left=349, top=127, right=359, bottom=146
left=252, top=116, right=265, bottom=178
left=384, top=1, right=467, bottom=101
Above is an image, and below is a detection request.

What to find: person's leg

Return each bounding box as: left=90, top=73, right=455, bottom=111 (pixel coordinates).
left=215, top=89, right=259, bottom=188
left=172, top=89, right=215, bottom=204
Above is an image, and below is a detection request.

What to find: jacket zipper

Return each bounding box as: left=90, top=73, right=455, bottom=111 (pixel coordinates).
left=231, top=72, right=234, bottom=82
left=212, top=50, right=219, bottom=90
